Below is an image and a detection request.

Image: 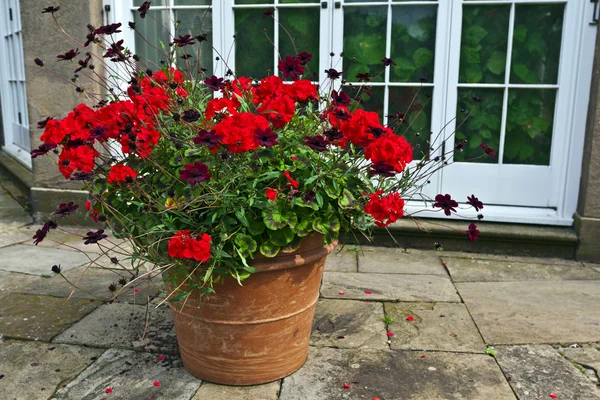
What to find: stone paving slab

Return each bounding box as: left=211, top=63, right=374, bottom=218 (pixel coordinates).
left=311, top=299, right=388, bottom=350
left=0, top=340, right=103, bottom=400
left=53, top=348, right=201, bottom=399
left=325, top=248, right=358, bottom=272
left=440, top=251, right=584, bottom=267
left=385, top=302, right=487, bottom=353
left=495, top=345, right=600, bottom=400
left=442, top=256, right=600, bottom=282
left=280, top=347, right=516, bottom=400
left=191, top=381, right=281, bottom=400
left=0, top=244, right=89, bottom=275
left=358, top=246, right=447, bottom=276
left=562, top=347, right=600, bottom=385
left=321, top=272, right=461, bottom=302
left=53, top=302, right=178, bottom=354
left=0, top=294, right=100, bottom=341
left=0, top=227, right=33, bottom=248
left=456, top=281, right=600, bottom=344
left=18, top=265, right=160, bottom=304
left=0, top=270, right=42, bottom=298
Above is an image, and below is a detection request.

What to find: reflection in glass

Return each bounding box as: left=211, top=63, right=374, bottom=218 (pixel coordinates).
left=134, top=9, right=170, bottom=69
left=235, top=9, right=274, bottom=78
left=174, top=10, right=213, bottom=75
left=278, top=8, right=320, bottom=80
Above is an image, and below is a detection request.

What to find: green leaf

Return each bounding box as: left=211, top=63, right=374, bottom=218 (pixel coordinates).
left=513, top=64, right=529, bottom=82
left=312, top=215, right=341, bottom=235
left=412, top=48, right=433, bottom=69
left=480, top=129, right=492, bottom=139
left=283, top=236, right=303, bottom=252
left=465, top=25, right=488, bottom=43
left=465, top=66, right=482, bottom=83
left=338, top=189, right=357, bottom=209
left=282, top=211, right=298, bottom=229
left=513, top=24, right=527, bottom=42
left=294, top=197, right=319, bottom=210
left=518, top=144, right=535, bottom=161
left=486, top=51, right=506, bottom=75
left=323, top=184, right=340, bottom=199
left=486, top=347, right=497, bottom=357
left=235, top=210, right=249, bottom=227
left=303, top=175, right=318, bottom=186
left=212, top=248, right=232, bottom=258
left=268, top=226, right=295, bottom=246
left=262, top=208, right=285, bottom=230
left=293, top=217, right=313, bottom=237
left=315, top=192, right=324, bottom=208
left=469, top=135, right=482, bottom=149
left=260, top=241, right=280, bottom=258
left=247, top=217, right=265, bottom=235
left=234, top=233, right=258, bottom=254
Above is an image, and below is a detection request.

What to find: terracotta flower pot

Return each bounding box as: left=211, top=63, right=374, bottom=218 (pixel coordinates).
left=167, top=233, right=336, bottom=385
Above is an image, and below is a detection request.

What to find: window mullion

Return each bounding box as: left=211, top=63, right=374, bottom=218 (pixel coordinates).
left=497, top=2, right=516, bottom=165
left=383, top=2, right=392, bottom=126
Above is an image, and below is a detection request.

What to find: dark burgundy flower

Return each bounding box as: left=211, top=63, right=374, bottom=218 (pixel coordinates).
left=296, top=51, right=313, bottom=66
left=41, top=6, right=60, bottom=14
left=33, top=220, right=57, bottom=245
left=70, top=172, right=94, bottom=181
left=382, top=57, right=396, bottom=67
left=204, top=75, right=225, bottom=91
left=182, top=109, right=200, bottom=123
left=304, top=135, right=328, bottom=152
left=333, top=107, right=351, bottom=121
left=94, top=23, right=122, bottom=35
left=128, top=21, right=136, bottom=30
left=278, top=56, right=304, bottom=80
left=193, top=129, right=223, bottom=150
left=104, top=40, right=126, bottom=62
left=111, top=257, right=119, bottom=265
left=419, top=77, right=429, bottom=83
left=51, top=264, right=62, bottom=274
left=30, top=142, right=57, bottom=158
left=255, top=128, right=278, bottom=147
left=83, top=229, right=108, bottom=245
left=54, top=202, right=79, bottom=218
left=138, top=1, right=151, bottom=18
left=433, top=194, right=458, bottom=216
left=366, top=126, right=387, bottom=138
left=388, top=111, right=407, bottom=124
left=477, top=213, right=484, bottom=220
left=302, top=190, right=316, bottom=203
left=180, top=161, right=210, bottom=185
left=472, top=96, right=482, bottom=103
left=325, top=68, right=342, bottom=80
left=356, top=72, right=371, bottom=82
left=84, top=32, right=98, bottom=47
left=181, top=53, right=193, bottom=60
left=323, top=128, right=343, bottom=141
left=195, top=33, right=208, bottom=42
left=75, top=54, right=92, bottom=73
left=467, top=195, right=483, bottom=212
left=466, top=223, right=480, bottom=242
left=332, top=90, right=351, bottom=107
left=173, top=34, right=195, bottom=47
left=480, top=144, right=496, bottom=158
left=88, top=126, right=107, bottom=141
left=34, top=58, right=45, bottom=67
left=108, top=283, right=118, bottom=292
left=263, top=9, right=275, bottom=17
left=57, top=49, right=80, bottom=62
left=369, top=162, right=396, bottom=177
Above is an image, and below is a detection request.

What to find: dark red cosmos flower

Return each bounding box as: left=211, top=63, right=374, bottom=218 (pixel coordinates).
left=182, top=109, right=201, bottom=123
left=180, top=162, right=210, bottom=185
left=104, top=40, right=126, bottom=62
left=324, top=68, right=342, bottom=80
left=53, top=202, right=79, bottom=218
left=283, top=171, right=299, bottom=189
left=88, top=126, right=107, bottom=141
left=263, top=8, right=275, bottom=17
left=83, top=229, right=108, bottom=245
left=296, top=51, right=312, bottom=66
left=193, top=129, right=223, bottom=150
left=94, top=23, right=122, bottom=35
left=434, top=194, right=458, bottom=216
left=366, top=125, right=387, bottom=138
left=41, top=6, right=60, bottom=14
left=467, top=195, right=484, bottom=212
left=138, top=1, right=151, bottom=18
left=381, top=57, right=396, bottom=67
left=70, top=172, right=94, bottom=181
left=34, top=58, right=45, bottom=67
left=30, top=142, right=57, bottom=158
left=369, top=162, right=396, bottom=177
left=255, top=128, right=278, bottom=147
left=480, top=144, right=496, bottom=158
left=304, top=135, right=329, bottom=152
left=466, top=223, right=480, bottom=242
left=332, top=90, right=351, bottom=107
left=107, top=164, right=137, bottom=184
left=57, top=49, right=80, bottom=62
left=204, top=75, right=225, bottom=91
left=33, top=220, right=57, bottom=245
left=323, top=128, right=343, bottom=141
left=173, top=34, right=195, bottom=47
left=278, top=56, right=304, bottom=80
left=356, top=72, right=371, bottom=82
left=333, top=107, right=351, bottom=121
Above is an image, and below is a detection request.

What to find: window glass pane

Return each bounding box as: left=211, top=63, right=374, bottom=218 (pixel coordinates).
left=504, top=89, right=556, bottom=165
left=133, top=9, right=170, bottom=69
left=459, top=5, right=510, bottom=84
left=235, top=8, right=274, bottom=78
left=390, top=6, right=437, bottom=83
left=280, top=0, right=319, bottom=3
left=278, top=8, right=320, bottom=80
left=454, top=88, right=502, bottom=164
left=388, top=86, right=433, bottom=160
left=134, top=0, right=165, bottom=6
left=344, top=85, right=385, bottom=119
left=174, top=10, right=213, bottom=75
left=175, top=0, right=211, bottom=4
left=510, top=4, right=564, bottom=85
left=343, top=7, right=387, bottom=83
left=235, top=0, right=273, bottom=4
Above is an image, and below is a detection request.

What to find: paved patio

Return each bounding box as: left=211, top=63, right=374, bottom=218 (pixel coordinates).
left=1, top=188, right=600, bottom=399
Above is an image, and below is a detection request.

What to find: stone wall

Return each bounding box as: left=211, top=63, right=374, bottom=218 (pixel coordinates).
left=21, top=0, right=103, bottom=223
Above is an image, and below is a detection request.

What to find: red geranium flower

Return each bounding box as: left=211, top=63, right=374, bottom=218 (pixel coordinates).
left=364, top=190, right=405, bottom=227
left=287, top=80, right=318, bottom=102
left=265, top=188, right=277, bottom=201
left=364, top=133, right=413, bottom=173
left=283, top=171, right=299, bottom=189
left=107, top=164, right=137, bottom=184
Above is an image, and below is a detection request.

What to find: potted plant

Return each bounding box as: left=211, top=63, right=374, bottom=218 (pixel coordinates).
left=31, top=3, right=485, bottom=385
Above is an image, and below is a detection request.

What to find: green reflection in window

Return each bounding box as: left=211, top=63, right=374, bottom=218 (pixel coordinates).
left=510, top=4, right=564, bottom=85
left=235, top=9, right=274, bottom=78
left=344, top=85, right=385, bottom=119
left=504, top=89, right=556, bottom=165
left=390, top=6, right=437, bottom=83
left=134, top=9, right=170, bottom=69
left=174, top=10, right=213, bottom=75
left=343, top=7, right=387, bottom=83
left=454, top=88, right=502, bottom=164
left=459, top=5, right=510, bottom=83
left=278, top=8, right=320, bottom=80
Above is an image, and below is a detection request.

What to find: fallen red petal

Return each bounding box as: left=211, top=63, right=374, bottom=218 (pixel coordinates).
left=386, top=332, right=394, bottom=337
left=157, top=355, right=165, bottom=361
left=406, top=315, right=414, bottom=321
left=105, top=388, right=113, bottom=394
left=153, top=381, right=161, bottom=387
left=134, top=289, right=140, bottom=293
left=343, top=383, right=351, bottom=389
left=420, top=355, right=426, bottom=358
left=339, top=291, right=346, bottom=295
left=442, top=262, right=447, bottom=267
left=549, top=394, right=557, bottom=399
left=364, top=290, right=372, bottom=295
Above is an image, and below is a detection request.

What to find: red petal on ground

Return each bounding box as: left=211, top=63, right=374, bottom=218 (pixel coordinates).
left=157, top=355, right=165, bottom=361
left=406, top=315, right=414, bottom=321
left=153, top=381, right=161, bottom=387
left=105, top=388, right=113, bottom=393
left=387, top=332, right=394, bottom=337
left=339, top=291, right=346, bottom=295
left=549, top=394, right=558, bottom=399
left=364, top=290, right=372, bottom=295
left=343, top=383, right=351, bottom=389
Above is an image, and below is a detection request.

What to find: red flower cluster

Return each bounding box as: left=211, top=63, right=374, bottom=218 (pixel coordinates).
left=167, top=230, right=212, bottom=262
left=107, top=164, right=137, bottom=184
left=364, top=190, right=405, bottom=227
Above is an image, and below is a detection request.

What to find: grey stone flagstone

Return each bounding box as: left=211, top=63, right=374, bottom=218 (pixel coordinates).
left=191, top=381, right=281, bottom=400
left=358, top=246, right=448, bottom=276
left=0, top=244, right=89, bottom=275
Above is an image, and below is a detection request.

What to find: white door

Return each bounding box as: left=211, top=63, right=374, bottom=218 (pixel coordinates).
left=0, top=0, right=30, bottom=167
